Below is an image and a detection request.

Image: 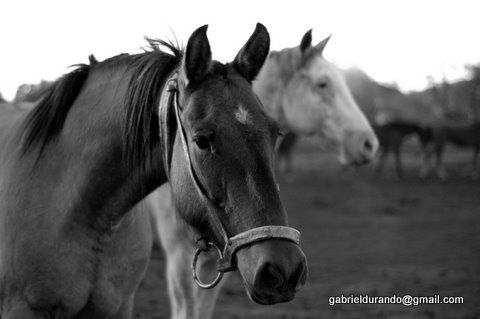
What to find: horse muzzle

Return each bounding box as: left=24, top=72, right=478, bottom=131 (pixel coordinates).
left=236, top=237, right=308, bottom=305
left=192, top=226, right=306, bottom=294
left=341, top=129, right=379, bottom=165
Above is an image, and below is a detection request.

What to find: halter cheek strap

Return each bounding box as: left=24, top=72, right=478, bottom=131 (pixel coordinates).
left=159, top=74, right=230, bottom=244
left=158, top=74, right=301, bottom=285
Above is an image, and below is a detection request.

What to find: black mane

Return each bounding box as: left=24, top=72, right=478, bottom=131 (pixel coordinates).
left=21, top=63, right=91, bottom=155
left=21, top=38, right=183, bottom=168
left=123, top=39, right=182, bottom=173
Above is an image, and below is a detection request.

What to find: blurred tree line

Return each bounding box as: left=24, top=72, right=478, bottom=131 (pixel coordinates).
left=13, top=80, right=53, bottom=104
left=344, top=64, right=480, bottom=125
left=5, top=64, right=480, bottom=126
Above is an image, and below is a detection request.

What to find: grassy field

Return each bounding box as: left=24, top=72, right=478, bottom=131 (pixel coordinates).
left=134, top=142, right=480, bottom=319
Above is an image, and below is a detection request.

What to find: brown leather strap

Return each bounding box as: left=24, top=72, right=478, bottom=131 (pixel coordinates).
left=218, top=226, right=300, bottom=272
left=158, top=74, right=178, bottom=179
left=169, top=78, right=230, bottom=245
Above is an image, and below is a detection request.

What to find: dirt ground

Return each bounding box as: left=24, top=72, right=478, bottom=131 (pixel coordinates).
left=133, top=141, right=480, bottom=319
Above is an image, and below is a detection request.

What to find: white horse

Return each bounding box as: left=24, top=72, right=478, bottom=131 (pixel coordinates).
left=148, top=30, right=378, bottom=319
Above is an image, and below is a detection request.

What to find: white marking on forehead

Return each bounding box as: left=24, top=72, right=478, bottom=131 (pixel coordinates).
left=235, top=104, right=252, bottom=126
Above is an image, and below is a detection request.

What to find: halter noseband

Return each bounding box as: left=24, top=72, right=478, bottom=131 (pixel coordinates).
left=158, top=73, right=301, bottom=288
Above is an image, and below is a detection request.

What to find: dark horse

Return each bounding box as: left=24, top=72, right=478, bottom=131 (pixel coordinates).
left=421, top=122, right=480, bottom=178
left=0, top=24, right=307, bottom=318
left=373, top=121, right=431, bottom=177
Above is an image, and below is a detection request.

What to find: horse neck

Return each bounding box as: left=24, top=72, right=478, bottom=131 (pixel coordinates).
left=11, top=65, right=167, bottom=233
left=253, top=48, right=302, bottom=129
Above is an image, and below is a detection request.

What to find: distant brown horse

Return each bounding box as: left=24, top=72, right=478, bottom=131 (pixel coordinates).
left=420, top=122, right=480, bottom=178
left=0, top=24, right=307, bottom=318
left=373, top=121, right=431, bottom=177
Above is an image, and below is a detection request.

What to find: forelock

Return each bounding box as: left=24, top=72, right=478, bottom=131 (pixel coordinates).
left=234, top=104, right=252, bottom=126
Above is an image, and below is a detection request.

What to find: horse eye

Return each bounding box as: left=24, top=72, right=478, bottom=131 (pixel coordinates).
left=318, top=82, right=328, bottom=89
left=193, top=136, right=211, bottom=151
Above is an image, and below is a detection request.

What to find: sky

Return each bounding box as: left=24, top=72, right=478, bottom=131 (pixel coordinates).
left=1, top=0, right=480, bottom=100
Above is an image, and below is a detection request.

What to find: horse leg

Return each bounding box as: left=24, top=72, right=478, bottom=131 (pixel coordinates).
left=192, top=253, right=229, bottom=319
left=148, top=187, right=192, bottom=319
left=420, top=146, right=432, bottom=178
left=167, top=246, right=194, bottom=319
left=471, top=145, right=479, bottom=179
left=434, top=144, right=447, bottom=179
left=148, top=185, right=224, bottom=319
left=163, top=226, right=226, bottom=319
left=375, top=146, right=388, bottom=175
left=394, top=146, right=403, bottom=178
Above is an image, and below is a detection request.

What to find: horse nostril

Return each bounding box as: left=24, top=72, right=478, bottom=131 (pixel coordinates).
left=290, top=260, right=307, bottom=288
left=256, top=263, right=285, bottom=290
left=363, top=138, right=373, bottom=152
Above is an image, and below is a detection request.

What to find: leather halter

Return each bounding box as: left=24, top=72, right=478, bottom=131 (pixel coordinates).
left=158, top=72, right=301, bottom=287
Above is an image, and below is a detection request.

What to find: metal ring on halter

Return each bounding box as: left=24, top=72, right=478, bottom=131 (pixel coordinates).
left=192, top=241, right=224, bottom=289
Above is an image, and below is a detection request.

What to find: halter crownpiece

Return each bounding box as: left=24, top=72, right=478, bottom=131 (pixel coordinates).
left=159, top=73, right=302, bottom=288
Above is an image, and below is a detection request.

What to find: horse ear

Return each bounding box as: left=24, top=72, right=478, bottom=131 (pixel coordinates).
left=88, top=54, right=98, bottom=65
left=300, top=29, right=312, bottom=53
left=314, top=34, right=331, bottom=56
left=183, top=25, right=212, bottom=84
left=233, top=23, right=270, bottom=82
